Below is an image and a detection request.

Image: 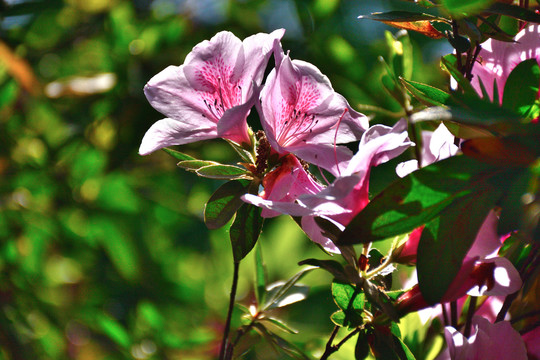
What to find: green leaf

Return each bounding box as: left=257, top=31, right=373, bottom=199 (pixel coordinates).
left=162, top=147, right=195, bottom=161
left=178, top=160, right=251, bottom=179
left=486, top=3, right=540, bottom=23
left=382, top=73, right=407, bottom=108
left=409, top=92, right=521, bottom=132
left=264, top=266, right=314, bottom=310
left=394, top=334, right=417, bottom=360
left=339, top=156, right=495, bottom=244
left=371, top=324, right=417, bottom=360
left=440, top=55, right=478, bottom=97
left=447, top=33, right=471, bottom=53
left=476, top=14, right=516, bottom=42
left=255, top=242, right=267, bottom=307
left=196, top=164, right=251, bottom=180
left=177, top=159, right=220, bottom=170
left=96, top=314, right=131, bottom=348
left=417, top=184, right=501, bottom=304
left=298, top=258, right=348, bottom=283
left=380, top=57, right=407, bottom=108
left=330, top=310, right=363, bottom=329
left=400, top=78, right=451, bottom=107
left=253, top=323, right=310, bottom=360
left=497, top=168, right=530, bottom=237
left=261, top=317, right=298, bottom=334
left=398, top=31, right=414, bottom=80
left=359, top=11, right=446, bottom=22
left=230, top=204, right=264, bottom=262
left=204, top=180, right=250, bottom=229
left=355, top=331, right=370, bottom=360
left=441, top=0, right=494, bottom=17
left=332, top=281, right=365, bottom=312
left=88, top=217, right=139, bottom=281
left=502, top=59, right=540, bottom=117
left=363, top=280, right=399, bottom=322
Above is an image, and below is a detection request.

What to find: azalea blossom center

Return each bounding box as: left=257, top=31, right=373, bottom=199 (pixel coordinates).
left=197, top=57, right=242, bottom=122
left=275, top=79, right=322, bottom=147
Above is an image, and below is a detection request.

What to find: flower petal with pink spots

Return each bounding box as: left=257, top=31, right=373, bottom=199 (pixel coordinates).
left=140, top=29, right=285, bottom=155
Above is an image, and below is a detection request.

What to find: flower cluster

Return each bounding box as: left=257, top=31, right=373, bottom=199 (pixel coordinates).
left=140, top=25, right=539, bottom=360
left=139, top=28, right=415, bottom=253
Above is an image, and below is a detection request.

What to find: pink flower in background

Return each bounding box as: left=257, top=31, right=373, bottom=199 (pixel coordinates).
left=243, top=119, right=411, bottom=252
left=396, top=211, right=522, bottom=315
left=396, top=123, right=458, bottom=178
left=258, top=53, right=368, bottom=176
left=522, top=326, right=540, bottom=360
left=139, top=29, right=285, bottom=155
left=471, top=24, right=540, bottom=103
left=436, top=316, right=527, bottom=360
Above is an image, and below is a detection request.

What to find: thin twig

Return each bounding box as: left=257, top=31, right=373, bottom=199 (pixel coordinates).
left=441, top=303, right=450, bottom=327
left=450, top=301, right=458, bottom=328
left=335, top=328, right=361, bottom=349
left=320, top=326, right=362, bottom=360
left=451, top=20, right=464, bottom=73
left=320, top=326, right=340, bottom=360
left=464, top=296, right=477, bottom=338
left=220, top=261, right=240, bottom=360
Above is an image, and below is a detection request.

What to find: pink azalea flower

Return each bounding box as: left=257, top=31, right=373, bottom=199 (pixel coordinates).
left=139, top=29, right=285, bottom=155
left=471, top=24, right=540, bottom=103
left=258, top=53, right=369, bottom=176
left=243, top=119, right=412, bottom=252
left=396, top=211, right=522, bottom=315
left=522, top=326, right=540, bottom=360
left=437, top=316, right=527, bottom=360
left=396, top=123, right=459, bottom=178
left=257, top=154, right=324, bottom=218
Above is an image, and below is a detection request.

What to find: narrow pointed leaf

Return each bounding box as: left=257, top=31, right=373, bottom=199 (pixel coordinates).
left=355, top=331, right=370, bottom=360
left=264, top=266, right=315, bottom=310
left=177, top=159, right=220, bottom=170
left=230, top=204, right=264, bottom=262
left=255, top=242, right=267, bottom=306
left=359, top=11, right=447, bottom=22
left=162, top=147, right=196, bottom=161
left=261, top=317, right=298, bottom=334
left=298, top=258, right=348, bottom=283
left=204, top=180, right=250, bottom=229
left=196, top=164, right=251, bottom=180
left=440, top=55, right=478, bottom=97
left=254, top=323, right=310, bottom=360
left=400, top=78, right=451, bottom=106
left=371, top=324, right=417, bottom=360
left=441, top=0, right=494, bottom=17
left=385, top=20, right=444, bottom=39
left=486, top=3, right=540, bottom=23
left=363, top=280, right=399, bottom=321
left=265, top=283, right=309, bottom=309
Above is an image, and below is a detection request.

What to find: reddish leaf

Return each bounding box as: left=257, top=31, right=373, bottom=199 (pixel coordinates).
left=381, top=20, right=444, bottom=39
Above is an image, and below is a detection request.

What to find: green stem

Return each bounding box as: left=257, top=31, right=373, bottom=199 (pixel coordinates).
left=220, top=261, right=240, bottom=360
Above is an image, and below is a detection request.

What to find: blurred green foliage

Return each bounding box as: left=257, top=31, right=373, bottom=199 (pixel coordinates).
left=0, top=0, right=448, bottom=358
